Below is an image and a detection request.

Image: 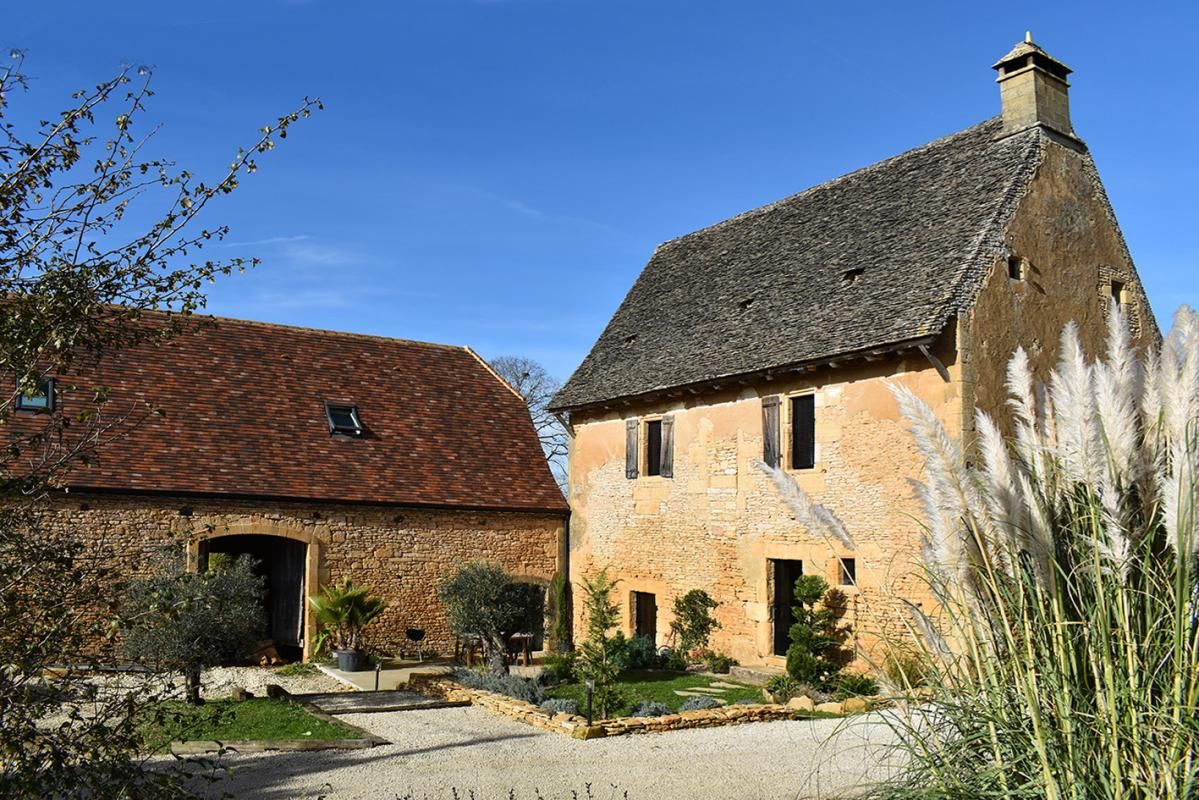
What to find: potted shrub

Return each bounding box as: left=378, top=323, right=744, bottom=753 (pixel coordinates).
left=309, top=578, right=387, bottom=672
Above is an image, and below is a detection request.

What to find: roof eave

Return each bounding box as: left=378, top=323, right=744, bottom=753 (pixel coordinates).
left=550, top=332, right=944, bottom=415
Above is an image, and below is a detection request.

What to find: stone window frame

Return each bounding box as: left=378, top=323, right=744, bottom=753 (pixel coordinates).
left=638, top=414, right=675, bottom=480
left=782, top=389, right=819, bottom=474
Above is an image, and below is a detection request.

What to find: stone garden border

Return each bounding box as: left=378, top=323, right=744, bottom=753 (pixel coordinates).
left=408, top=675, right=890, bottom=740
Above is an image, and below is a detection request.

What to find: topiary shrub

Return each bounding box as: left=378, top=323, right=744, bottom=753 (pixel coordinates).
left=784, top=575, right=852, bottom=686
left=451, top=668, right=546, bottom=705
left=540, top=698, right=579, bottom=716
left=679, top=696, right=721, bottom=712
left=631, top=700, right=669, bottom=717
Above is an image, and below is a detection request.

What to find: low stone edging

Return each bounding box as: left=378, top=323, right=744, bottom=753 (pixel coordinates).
left=408, top=675, right=887, bottom=740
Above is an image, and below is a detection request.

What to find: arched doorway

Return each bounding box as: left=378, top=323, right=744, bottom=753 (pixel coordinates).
left=199, top=534, right=308, bottom=662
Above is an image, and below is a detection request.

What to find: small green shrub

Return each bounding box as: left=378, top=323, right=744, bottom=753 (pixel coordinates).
left=274, top=661, right=318, bottom=677
left=882, top=649, right=932, bottom=689
left=703, top=651, right=736, bottom=674
left=680, top=696, right=721, bottom=712
left=670, top=589, right=720, bottom=654
left=631, top=700, right=669, bottom=717
left=623, top=635, right=659, bottom=670
left=451, top=669, right=546, bottom=705
left=543, top=649, right=577, bottom=684
left=659, top=647, right=687, bottom=672
left=832, top=672, right=878, bottom=699
left=539, top=698, right=579, bottom=716
left=765, top=674, right=828, bottom=704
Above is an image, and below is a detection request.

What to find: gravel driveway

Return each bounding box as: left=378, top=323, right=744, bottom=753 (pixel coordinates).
left=202, top=705, right=902, bottom=800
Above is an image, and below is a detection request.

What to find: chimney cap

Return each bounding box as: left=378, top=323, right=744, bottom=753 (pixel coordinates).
left=992, top=34, right=1072, bottom=77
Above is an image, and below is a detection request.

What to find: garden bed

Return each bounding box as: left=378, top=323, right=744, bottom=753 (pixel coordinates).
left=140, top=697, right=383, bottom=754
left=409, top=673, right=875, bottom=740
left=545, top=670, right=764, bottom=714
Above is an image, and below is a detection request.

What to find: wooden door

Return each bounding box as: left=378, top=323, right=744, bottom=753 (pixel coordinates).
left=772, top=559, right=804, bottom=656
left=633, top=591, right=657, bottom=643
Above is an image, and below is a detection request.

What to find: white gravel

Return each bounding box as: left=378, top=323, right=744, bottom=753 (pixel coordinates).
left=200, top=665, right=347, bottom=698
left=202, top=705, right=903, bottom=800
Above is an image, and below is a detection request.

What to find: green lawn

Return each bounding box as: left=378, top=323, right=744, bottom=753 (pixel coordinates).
left=546, top=670, right=763, bottom=716
left=140, top=698, right=359, bottom=751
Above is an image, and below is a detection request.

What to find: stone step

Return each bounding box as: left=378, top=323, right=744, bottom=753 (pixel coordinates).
left=708, top=681, right=745, bottom=689
left=684, top=686, right=727, bottom=694
left=728, top=665, right=785, bottom=687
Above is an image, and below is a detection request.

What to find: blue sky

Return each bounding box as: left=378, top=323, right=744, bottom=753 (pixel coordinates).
left=9, top=1, right=1198, bottom=381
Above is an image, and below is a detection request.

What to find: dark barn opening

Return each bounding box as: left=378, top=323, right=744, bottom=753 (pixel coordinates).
left=201, top=535, right=307, bottom=661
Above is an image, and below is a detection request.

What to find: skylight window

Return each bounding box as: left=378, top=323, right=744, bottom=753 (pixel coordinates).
left=325, top=402, right=363, bottom=437
left=15, top=378, right=54, bottom=413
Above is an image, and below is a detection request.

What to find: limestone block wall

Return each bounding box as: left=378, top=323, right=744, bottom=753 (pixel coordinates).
left=39, top=493, right=564, bottom=660
left=565, top=342, right=963, bottom=666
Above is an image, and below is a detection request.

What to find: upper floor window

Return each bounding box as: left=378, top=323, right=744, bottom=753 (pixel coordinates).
left=15, top=378, right=54, bottom=413
left=790, top=394, right=815, bottom=470
left=325, top=402, right=363, bottom=437
left=625, top=415, right=674, bottom=479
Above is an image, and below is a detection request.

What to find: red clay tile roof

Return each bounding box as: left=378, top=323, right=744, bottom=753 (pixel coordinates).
left=26, top=315, right=567, bottom=513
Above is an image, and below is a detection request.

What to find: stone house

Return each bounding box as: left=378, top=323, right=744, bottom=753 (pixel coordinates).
left=549, top=37, right=1157, bottom=668
left=19, top=314, right=568, bottom=661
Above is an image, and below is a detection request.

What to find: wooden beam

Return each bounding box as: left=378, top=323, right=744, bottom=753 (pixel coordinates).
left=918, top=344, right=952, bottom=383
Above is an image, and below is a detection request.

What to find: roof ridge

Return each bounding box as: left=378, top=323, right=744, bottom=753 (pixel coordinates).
left=157, top=309, right=466, bottom=351
left=656, top=116, right=1004, bottom=251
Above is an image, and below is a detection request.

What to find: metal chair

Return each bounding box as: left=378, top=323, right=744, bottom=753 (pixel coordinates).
left=405, top=628, right=425, bottom=662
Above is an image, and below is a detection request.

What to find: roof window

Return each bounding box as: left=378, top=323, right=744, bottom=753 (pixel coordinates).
left=325, top=402, right=363, bottom=437
left=15, top=378, right=55, bottom=413
left=841, top=268, right=864, bottom=287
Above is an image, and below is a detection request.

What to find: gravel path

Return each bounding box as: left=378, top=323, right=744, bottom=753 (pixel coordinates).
left=202, top=705, right=903, bottom=800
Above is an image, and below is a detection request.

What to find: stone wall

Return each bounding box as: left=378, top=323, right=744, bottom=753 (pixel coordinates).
left=565, top=338, right=964, bottom=667
left=39, top=493, right=565, bottom=660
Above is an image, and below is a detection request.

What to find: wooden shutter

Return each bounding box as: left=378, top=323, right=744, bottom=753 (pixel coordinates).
left=792, top=394, right=815, bottom=470
left=660, top=415, right=674, bottom=478
left=625, top=419, right=639, bottom=479
left=762, top=396, right=780, bottom=468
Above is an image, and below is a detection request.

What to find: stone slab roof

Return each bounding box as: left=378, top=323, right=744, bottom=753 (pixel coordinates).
left=27, top=315, right=568, bottom=513
left=552, top=117, right=1045, bottom=411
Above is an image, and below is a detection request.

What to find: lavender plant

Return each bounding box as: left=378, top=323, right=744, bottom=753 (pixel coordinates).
left=872, top=304, right=1199, bottom=799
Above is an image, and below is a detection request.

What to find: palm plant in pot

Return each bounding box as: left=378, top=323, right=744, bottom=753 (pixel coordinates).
left=309, top=578, right=387, bottom=672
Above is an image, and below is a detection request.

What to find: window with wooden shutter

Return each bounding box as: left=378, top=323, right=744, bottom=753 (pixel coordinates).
left=762, top=396, right=780, bottom=468
left=791, top=394, right=815, bottom=470
left=625, top=419, right=639, bottom=479
left=660, top=415, right=674, bottom=478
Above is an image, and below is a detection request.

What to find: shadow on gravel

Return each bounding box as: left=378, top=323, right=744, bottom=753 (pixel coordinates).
left=183, top=730, right=545, bottom=800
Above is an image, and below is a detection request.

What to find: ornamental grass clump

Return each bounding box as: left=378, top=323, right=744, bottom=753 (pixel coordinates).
left=873, top=304, right=1199, bottom=800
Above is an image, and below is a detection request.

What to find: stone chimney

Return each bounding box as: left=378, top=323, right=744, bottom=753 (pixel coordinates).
left=992, top=33, right=1074, bottom=137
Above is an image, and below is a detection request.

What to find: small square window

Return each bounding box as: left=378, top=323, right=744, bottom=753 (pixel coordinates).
left=1008, top=256, right=1025, bottom=281
left=839, top=557, right=856, bottom=586
left=324, top=402, right=363, bottom=436
left=15, top=378, right=55, bottom=412
left=645, top=419, right=662, bottom=476
left=1111, top=280, right=1127, bottom=307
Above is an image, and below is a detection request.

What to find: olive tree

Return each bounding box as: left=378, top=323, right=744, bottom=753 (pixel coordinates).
left=438, top=562, right=529, bottom=676
left=0, top=51, right=315, bottom=798
left=122, top=552, right=266, bottom=705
